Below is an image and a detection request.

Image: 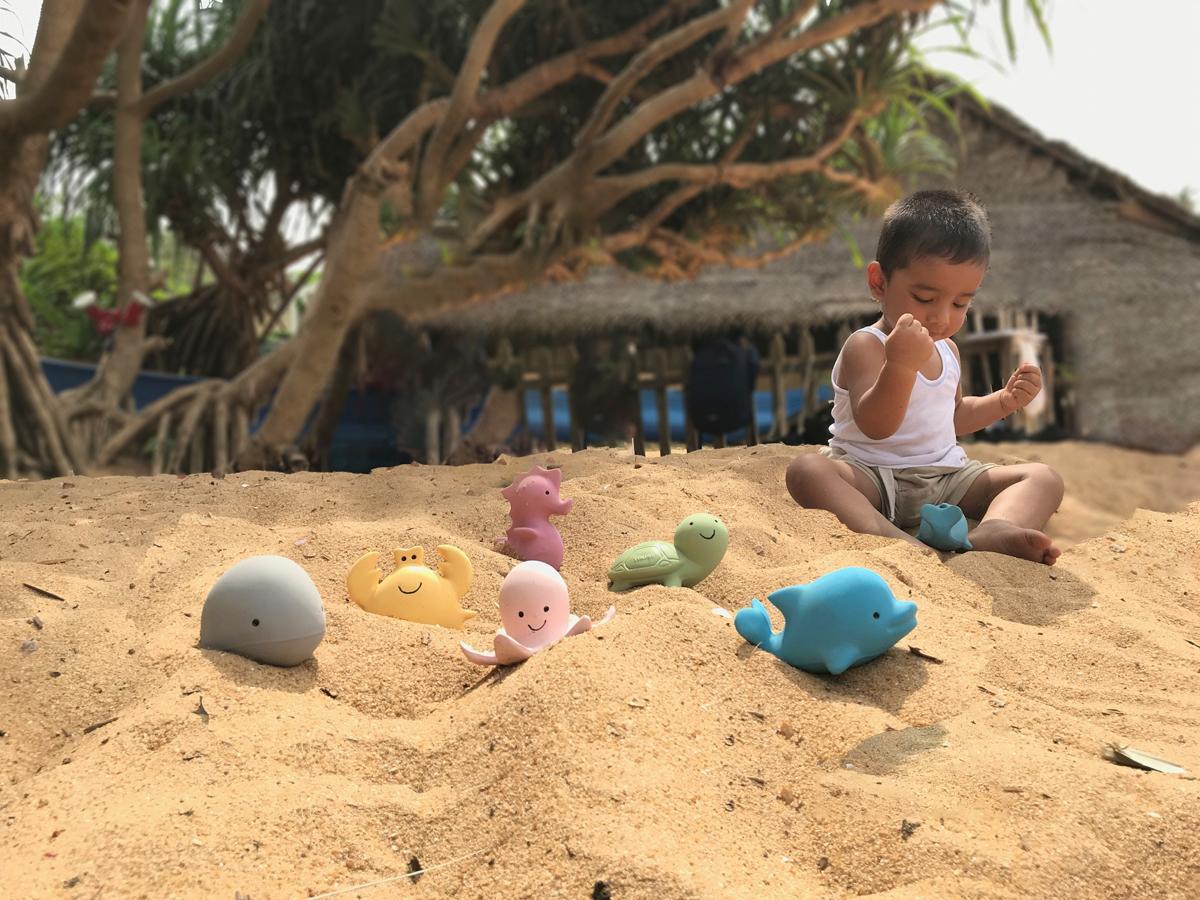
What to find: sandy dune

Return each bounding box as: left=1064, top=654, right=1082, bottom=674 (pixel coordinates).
left=2, top=441, right=1198, bottom=898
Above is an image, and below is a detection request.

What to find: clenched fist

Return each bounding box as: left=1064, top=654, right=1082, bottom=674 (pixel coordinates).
left=884, top=314, right=935, bottom=371
left=1000, top=363, right=1042, bottom=412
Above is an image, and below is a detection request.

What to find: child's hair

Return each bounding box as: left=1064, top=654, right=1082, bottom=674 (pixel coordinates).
left=875, top=190, right=990, bottom=276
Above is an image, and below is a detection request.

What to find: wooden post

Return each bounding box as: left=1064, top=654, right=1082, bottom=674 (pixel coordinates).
left=540, top=383, right=556, bottom=451
left=648, top=347, right=671, bottom=456
left=633, top=415, right=646, bottom=457
left=445, top=407, right=462, bottom=461
left=682, top=345, right=700, bottom=451
left=799, top=326, right=816, bottom=422
left=654, top=385, right=670, bottom=455
left=768, top=332, right=787, bottom=441
left=425, top=407, right=442, bottom=464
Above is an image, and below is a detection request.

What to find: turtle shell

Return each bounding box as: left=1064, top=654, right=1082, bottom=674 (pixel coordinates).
left=608, top=540, right=680, bottom=581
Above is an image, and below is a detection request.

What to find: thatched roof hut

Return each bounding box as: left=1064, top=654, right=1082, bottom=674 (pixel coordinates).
left=411, top=96, right=1200, bottom=453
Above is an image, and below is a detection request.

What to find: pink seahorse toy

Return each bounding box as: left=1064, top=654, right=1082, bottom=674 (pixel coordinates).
left=497, top=465, right=573, bottom=570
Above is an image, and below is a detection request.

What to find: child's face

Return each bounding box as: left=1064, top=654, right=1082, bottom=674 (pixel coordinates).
left=866, top=256, right=986, bottom=340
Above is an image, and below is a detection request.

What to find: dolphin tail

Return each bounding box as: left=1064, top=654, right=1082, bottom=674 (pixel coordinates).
left=734, top=599, right=775, bottom=649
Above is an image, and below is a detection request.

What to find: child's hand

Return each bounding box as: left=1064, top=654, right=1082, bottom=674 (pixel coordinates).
left=1000, top=364, right=1042, bottom=412
left=884, top=314, right=934, bottom=371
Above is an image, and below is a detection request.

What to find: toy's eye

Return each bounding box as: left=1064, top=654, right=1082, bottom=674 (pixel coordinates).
left=545, top=490, right=550, bottom=495
left=252, top=618, right=260, bottom=627
left=518, top=611, right=524, bottom=618
left=543, top=606, right=550, bottom=612
left=401, top=555, right=407, bottom=561
left=872, top=612, right=880, bottom=619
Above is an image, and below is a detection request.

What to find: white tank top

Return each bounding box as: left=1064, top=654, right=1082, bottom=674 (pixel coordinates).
left=828, top=326, right=967, bottom=468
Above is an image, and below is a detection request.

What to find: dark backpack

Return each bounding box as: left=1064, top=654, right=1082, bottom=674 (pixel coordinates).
left=570, top=355, right=639, bottom=440
left=686, top=338, right=760, bottom=435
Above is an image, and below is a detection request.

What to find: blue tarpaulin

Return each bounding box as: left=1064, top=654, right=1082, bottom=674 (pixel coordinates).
left=523, top=385, right=833, bottom=445
left=39, top=357, right=407, bottom=472
left=39, top=358, right=828, bottom=471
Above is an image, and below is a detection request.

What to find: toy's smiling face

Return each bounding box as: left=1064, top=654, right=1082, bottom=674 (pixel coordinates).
left=498, top=560, right=570, bottom=649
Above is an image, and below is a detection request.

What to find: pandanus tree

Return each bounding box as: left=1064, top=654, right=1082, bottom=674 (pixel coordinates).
left=4, top=0, right=1047, bottom=477
left=0, top=0, right=269, bottom=476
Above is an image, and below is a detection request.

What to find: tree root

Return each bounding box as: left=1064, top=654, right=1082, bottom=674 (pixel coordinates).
left=0, top=318, right=82, bottom=477
left=95, top=342, right=299, bottom=476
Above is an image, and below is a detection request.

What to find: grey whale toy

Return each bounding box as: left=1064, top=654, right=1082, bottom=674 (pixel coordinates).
left=199, top=555, right=326, bottom=667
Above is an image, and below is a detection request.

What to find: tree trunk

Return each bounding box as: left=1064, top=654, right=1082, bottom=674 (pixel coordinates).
left=233, top=181, right=383, bottom=470
left=59, top=3, right=161, bottom=459
left=0, top=0, right=92, bottom=477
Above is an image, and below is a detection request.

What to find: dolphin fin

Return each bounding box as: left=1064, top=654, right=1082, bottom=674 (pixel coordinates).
left=821, top=643, right=860, bottom=676
left=734, top=598, right=775, bottom=648
left=766, top=584, right=804, bottom=617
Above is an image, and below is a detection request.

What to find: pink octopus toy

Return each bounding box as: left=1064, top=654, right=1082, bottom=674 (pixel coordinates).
left=497, top=465, right=573, bottom=570
left=460, top=561, right=615, bottom=666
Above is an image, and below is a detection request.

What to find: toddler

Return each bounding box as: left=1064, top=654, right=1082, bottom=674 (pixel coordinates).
left=786, top=190, right=1063, bottom=565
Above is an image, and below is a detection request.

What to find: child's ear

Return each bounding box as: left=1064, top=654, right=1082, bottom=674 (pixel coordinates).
left=866, top=261, right=886, bottom=301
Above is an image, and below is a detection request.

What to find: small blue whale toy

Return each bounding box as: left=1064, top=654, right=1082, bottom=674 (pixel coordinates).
left=917, top=502, right=972, bottom=552
left=734, top=567, right=918, bottom=675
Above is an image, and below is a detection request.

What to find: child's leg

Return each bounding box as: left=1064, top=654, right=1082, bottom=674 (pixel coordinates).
left=955, top=463, right=1065, bottom=565
left=786, top=454, right=930, bottom=551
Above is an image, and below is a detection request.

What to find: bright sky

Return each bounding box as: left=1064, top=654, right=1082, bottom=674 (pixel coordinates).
left=4, top=1, right=1197, bottom=203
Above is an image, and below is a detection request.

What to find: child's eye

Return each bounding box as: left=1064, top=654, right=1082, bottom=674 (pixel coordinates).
left=912, top=295, right=934, bottom=304
left=954, top=302, right=970, bottom=309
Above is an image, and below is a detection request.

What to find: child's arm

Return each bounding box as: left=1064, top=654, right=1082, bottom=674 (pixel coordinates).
left=843, top=314, right=932, bottom=440
left=949, top=340, right=1043, bottom=435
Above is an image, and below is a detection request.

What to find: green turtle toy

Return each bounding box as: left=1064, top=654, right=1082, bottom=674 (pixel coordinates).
left=607, top=513, right=729, bottom=592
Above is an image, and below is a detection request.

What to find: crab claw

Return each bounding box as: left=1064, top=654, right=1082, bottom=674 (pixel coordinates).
left=346, top=551, right=382, bottom=609
left=434, top=544, right=473, bottom=599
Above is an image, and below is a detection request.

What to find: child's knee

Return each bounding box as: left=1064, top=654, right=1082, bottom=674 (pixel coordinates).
left=1031, top=463, right=1065, bottom=502
left=786, top=454, right=829, bottom=505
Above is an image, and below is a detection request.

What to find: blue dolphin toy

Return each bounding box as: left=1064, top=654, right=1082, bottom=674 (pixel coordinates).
left=917, top=502, right=972, bottom=551
left=734, top=567, right=918, bottom=675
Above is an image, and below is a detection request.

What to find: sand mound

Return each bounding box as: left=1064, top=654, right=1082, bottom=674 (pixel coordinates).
left=2, top=442, right=1198, bottom=898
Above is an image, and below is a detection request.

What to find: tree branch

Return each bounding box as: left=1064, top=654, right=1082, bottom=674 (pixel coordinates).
left=574, top=0, right=751, bottom=151
left=137, top=0, right=270, bottom=115
left=588, top=0, right=937, bottom=177
left=726, top=0, right=939, bottom=82
left=819, top=163, right=892, bottom=205
left=643, top=227, right=829, bottom=271
left=590, top=104, right=873, bottom=205
left=0, top=66, right=20, bottom=85
left=598, top=109, right=765, bottom=235
left=364, top=98, right=451, bottom=181
left=416, top=0, right=528, bottom=219
left=363, top=3, right=694, bottom=190
left=0, top=0, right=136, bottom=136
left=475, top=1, right=697, bottom=120
left=363, top=249, right=546, bottom=321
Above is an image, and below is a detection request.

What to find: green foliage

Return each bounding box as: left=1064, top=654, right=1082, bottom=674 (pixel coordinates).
left=19, top=215, right=116, bottom=361
left=42, top=0, right=1049, bottom=288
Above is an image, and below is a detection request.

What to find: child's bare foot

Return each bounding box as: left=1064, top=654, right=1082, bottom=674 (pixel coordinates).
left=967, top=519, right=1061, bottom=566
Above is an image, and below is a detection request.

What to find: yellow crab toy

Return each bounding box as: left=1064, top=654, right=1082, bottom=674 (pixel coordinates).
left=347, top=545, right=476, bottom=629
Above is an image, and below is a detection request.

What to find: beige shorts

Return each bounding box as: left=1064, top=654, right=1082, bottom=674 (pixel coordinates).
left=819, top=445, right=996, bottom=530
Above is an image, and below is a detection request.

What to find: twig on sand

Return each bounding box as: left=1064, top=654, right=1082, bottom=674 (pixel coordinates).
left=82, top=717, right=118, bottom=734
left=1186, top=638, right=1200, bottom=651
left=907, top=646, right=943, bottom=664
left=309, top=848, right=488, bottom=898
left=22, top=583, right=68, bottom=602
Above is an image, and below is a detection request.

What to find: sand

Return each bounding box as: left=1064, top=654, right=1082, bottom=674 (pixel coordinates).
left=2, top=440, right=1199, bottom=899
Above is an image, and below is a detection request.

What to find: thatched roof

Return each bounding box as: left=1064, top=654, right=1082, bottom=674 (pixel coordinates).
left=416, top=251, right=879, bottom=341
left=412, top=93, right=1198, bottom=343
left=956, top=96, right=1200, bottom=240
